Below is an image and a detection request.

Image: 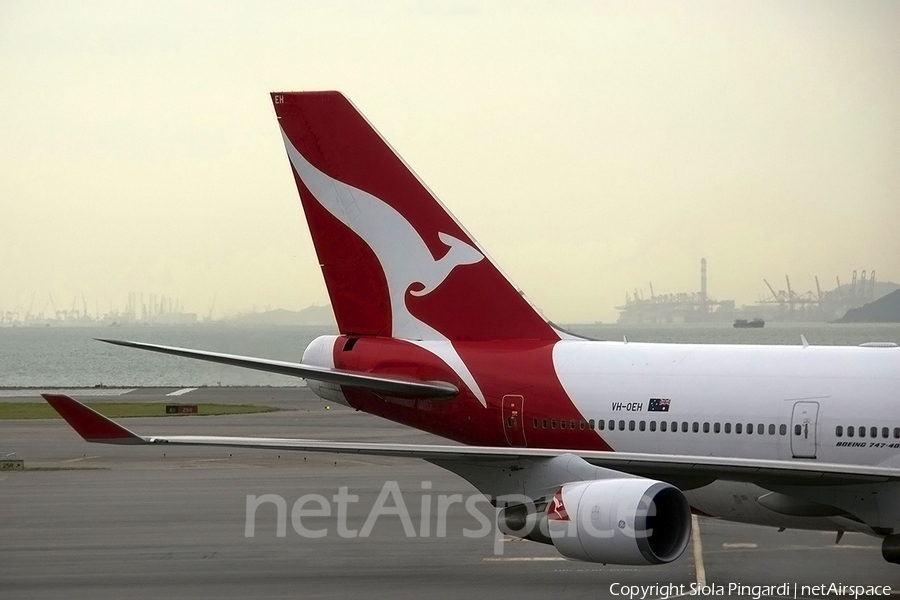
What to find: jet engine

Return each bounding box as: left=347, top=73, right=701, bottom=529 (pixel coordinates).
left=882, top=534, right=900, bottom=565
left=499, top=478, right=691, bottom=565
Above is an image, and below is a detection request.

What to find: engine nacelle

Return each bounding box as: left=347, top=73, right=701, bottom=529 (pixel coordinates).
left=301, top=336, right=350, bottom=407
left=499, top=478, right=691, bottom=565
left=548, top=479, right=691, bottom=565
left=882, top=534, right=900, bottom=564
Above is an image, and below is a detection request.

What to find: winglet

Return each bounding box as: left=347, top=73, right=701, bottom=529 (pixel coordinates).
left=42, top=394, right=146, bottom=445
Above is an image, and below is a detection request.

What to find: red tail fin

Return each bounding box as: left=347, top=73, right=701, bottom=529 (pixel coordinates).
left=272, top=91, right=558, bottom=342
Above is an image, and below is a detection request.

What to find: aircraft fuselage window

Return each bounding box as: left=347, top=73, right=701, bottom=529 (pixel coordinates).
left=660, top=421, right=668, bottom=432
left=736, top=423, right=743, bottom=434
left=714, top=422, right=721, bottom=433
left=692, top=422, right=699, bottom=433
left=628, top=420, right=636, bottom=431
left=725, top=423, right=732, bottom=434
left=779, top=424, right=787, bottom=435
left=768, top=424, right=776, bottom=435
left=831, top=425, right=900, bottom=440
left=833, top=425, right=900, bottom=441
left=649, top=421, right=657, bottom=432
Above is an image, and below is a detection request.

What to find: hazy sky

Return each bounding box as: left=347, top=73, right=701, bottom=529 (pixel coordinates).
left=2, top=1, right=898, bottom=323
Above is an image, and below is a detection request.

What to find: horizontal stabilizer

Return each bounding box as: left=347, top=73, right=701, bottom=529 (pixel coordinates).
left=97, top=339, right=458, bottom=399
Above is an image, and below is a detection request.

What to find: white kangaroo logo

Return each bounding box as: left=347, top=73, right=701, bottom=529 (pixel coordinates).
left=409, top=232, right=483, bottom=297
left=282, top=129, right=487, bottom=405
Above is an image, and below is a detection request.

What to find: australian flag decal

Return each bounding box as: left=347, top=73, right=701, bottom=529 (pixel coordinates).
left=648, top=398, right=671, bottom=412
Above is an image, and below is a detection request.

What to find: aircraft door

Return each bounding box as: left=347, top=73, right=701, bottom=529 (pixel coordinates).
left=502, top=394, right=527, bottom=447
left=790, top=401, right=819, bottom=459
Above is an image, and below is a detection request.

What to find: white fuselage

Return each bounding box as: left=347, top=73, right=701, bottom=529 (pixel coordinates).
left=554, top=341, right=899, bottom=467
left=552, top=341, right=900, bottom=534
left=304, top=334, right=900, bottom=534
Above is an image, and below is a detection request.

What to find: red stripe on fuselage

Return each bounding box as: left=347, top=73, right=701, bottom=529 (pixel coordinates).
left=332, top=336, right=612, bottom=451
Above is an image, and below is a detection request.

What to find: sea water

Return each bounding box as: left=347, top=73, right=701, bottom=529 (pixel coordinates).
left=0, top=322, right=897, bottom=388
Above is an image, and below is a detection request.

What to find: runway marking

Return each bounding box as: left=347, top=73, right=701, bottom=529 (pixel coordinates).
left=166, top=387, right=198, bottom=397
left=0, top=388, right=136, bottom=398
left=62, top=455, right=99, bottom=463
left=706, top=543, right=880, bottom=554
left=482, top=557, right=565, bottom=562
left=692, top=515, right=707, bottom=587
left=722, top=542, right=758, bottom=549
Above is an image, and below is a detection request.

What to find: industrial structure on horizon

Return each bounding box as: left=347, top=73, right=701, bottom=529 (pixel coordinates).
left=2, top=267, right=895, bottom=327
left=0, top=292, right=198, bottom=327
left=616, top=260, right=893, bottom=324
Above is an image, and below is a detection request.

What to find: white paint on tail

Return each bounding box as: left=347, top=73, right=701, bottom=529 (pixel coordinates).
left=282, top=128, right=486, bottom=406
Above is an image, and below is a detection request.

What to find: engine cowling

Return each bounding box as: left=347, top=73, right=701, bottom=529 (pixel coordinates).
left=548, top=479, right=691, bottom=564
left=301, top=335, right=350, bottom=406
left=500, top=478, right=691, bottom=565
left=882, top=534, right=900, bottom=564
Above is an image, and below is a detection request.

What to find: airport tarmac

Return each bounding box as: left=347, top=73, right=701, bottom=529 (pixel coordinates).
left=2, top=387, right=898, bottom=599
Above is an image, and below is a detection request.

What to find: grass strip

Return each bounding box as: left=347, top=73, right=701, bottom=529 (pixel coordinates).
left=0, top=402, right=279, bottom=420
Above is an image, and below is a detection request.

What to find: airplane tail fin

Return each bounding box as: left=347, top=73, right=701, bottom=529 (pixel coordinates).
left=271, top=91, right=559, bottom=343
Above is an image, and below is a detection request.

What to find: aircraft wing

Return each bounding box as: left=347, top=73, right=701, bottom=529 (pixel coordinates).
left=96, top=339, right=458, bottom=399
left=44, top=394, right=900, bottom=487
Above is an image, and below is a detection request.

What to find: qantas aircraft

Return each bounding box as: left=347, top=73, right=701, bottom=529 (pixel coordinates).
left=46, top=91, right=900, bottom=567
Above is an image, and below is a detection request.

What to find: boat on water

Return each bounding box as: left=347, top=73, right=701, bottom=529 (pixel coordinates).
left=734, top=318, right=765, bottom=328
